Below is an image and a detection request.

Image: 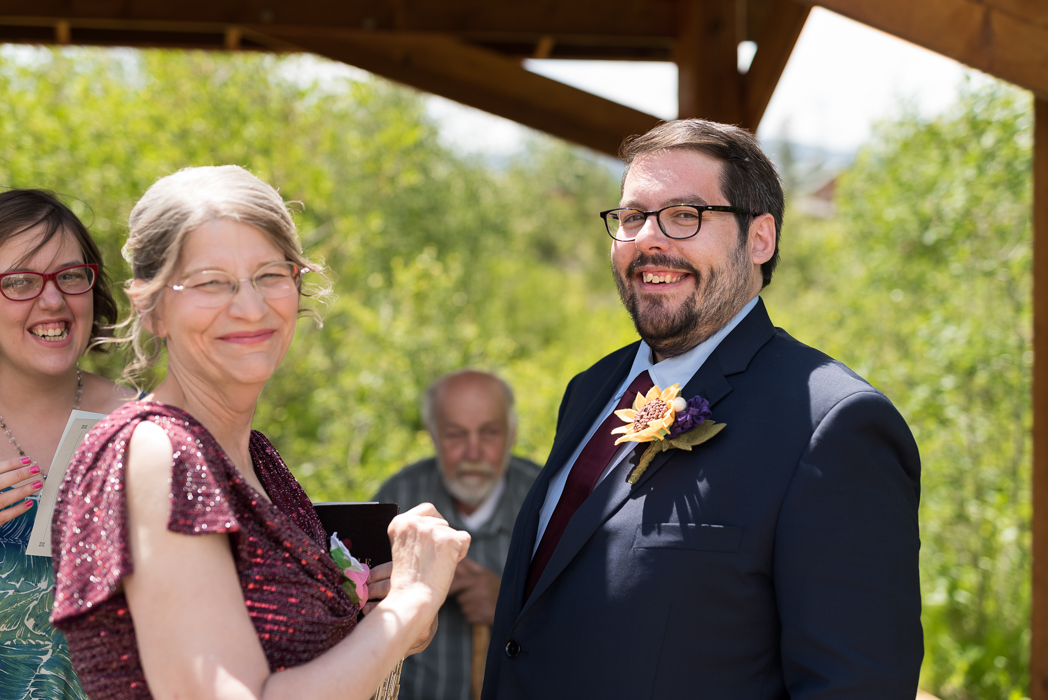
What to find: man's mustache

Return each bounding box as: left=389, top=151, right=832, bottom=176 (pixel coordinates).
left=452, top=461, right=498, bottom=478
left=626, top=253, right=700, bottom=278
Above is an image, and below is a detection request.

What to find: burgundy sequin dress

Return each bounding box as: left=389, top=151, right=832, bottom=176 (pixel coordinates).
left=50, top=402, right=359, bottom=699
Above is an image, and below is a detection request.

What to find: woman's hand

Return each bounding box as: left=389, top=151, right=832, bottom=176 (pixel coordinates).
left=388, top=503, right=471, bottom=597
left=361, top=562, right=391, bottom=615
left=365, top=504, right=469, bottom=653
left=0, top=456, right=42, bottom=526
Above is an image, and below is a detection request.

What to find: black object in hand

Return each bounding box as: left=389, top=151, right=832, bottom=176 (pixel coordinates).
left=313, top=502, right=399, bottom=567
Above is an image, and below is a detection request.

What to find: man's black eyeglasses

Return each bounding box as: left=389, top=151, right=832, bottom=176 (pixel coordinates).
left=599, top=204, right=757, bottom=241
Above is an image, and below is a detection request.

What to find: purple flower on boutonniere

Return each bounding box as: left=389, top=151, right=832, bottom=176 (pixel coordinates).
left=666, top=395, right=713, bottom=439
left=611, top=385, right=725, bottom=485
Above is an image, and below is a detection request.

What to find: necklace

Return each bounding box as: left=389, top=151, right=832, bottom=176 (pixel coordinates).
left=0, top=366, right=83, bottom=459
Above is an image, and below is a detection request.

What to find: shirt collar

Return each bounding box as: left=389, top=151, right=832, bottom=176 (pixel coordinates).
left=619, top=294, right=760, bottom=398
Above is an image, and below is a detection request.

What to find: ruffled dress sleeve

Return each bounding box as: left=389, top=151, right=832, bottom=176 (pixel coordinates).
left=51, top=402, right=241, bottom=623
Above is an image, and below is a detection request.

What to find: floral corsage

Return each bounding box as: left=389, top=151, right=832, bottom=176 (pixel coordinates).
left=612, top=383, right=725, bottom=484
left=329, top=532, right=370, bottom=606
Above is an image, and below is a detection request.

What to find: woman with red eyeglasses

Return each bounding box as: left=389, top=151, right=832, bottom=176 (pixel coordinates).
left=0, top=189, right=136, bottom=699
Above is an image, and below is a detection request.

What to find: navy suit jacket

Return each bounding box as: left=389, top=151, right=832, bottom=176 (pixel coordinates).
left=482, top=300, right=922, bottom=699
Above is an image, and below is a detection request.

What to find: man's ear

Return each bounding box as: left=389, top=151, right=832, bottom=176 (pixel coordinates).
left=128, top=279, right=166, bottom=338
left=748, top=213, right=776, bottom=266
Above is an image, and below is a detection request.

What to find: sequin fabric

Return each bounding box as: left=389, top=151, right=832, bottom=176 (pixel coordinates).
left=50, top=402, right=359, bottom=699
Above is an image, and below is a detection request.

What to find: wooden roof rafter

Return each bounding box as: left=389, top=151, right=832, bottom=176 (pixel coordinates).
left=0, top=0, right=819, bottom=153
left=805, top=0, right=1048, bottom=101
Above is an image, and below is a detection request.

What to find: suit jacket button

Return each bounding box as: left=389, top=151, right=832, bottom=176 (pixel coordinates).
left=505, top=640, right=521, bottom=658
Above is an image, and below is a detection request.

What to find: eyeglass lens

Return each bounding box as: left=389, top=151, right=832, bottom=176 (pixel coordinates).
left=177, top=261, right=300, bottom=308
left=606, top=206, right=704, bottom=240
left=0, top=265, right=96, bottom=301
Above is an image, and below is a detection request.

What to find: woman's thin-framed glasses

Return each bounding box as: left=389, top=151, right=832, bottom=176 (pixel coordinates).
left=170, top=261, right=307, bottom=308
left=599, top=204, right=757, bottom=241
left=0, top=263, right=98, bottom=301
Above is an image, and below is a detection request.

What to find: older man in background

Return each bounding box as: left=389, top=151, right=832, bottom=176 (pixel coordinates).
left=375, top=369, right=540, bottom=700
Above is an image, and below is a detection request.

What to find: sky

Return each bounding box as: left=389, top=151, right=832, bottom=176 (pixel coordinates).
left=428, top=7, right=991, bottom=157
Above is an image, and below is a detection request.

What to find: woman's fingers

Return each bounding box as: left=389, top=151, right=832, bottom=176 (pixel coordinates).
left=387, top=504, right=471, bottom=603
left=388, top=502, right=448, bottom=535
left=367, top=561, right=393, bottom=584
left=366, top=562, right=392, bottom=603
left=0, top=499, right=35, bottom=526
left=0, top=458, right=45, bottom=526
left=0, top=472, right=43, bottom=526
left=0, top=457, right=39, bottom=489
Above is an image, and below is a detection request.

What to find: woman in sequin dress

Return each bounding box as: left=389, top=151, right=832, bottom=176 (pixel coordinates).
left=0, top=189, right=137, bottom=700
left=51, top=166, right=471, bottom=700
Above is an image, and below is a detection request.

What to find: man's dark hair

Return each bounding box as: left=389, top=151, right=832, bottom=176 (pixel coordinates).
left=619, top=119, right=784, bottom=287
left=0, top=188, right=118, bottom=348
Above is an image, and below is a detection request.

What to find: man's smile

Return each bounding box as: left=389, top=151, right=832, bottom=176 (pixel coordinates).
left=640, top=271, right=689, bottom=285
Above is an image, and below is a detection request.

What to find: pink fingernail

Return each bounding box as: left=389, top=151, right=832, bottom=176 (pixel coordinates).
left=29, top=465, right=40, bottom=474
left=25, top=500, right=33, bottom=508
left=31, top=481, right=42, bottom=490
left=20, top=457, right=31, bottom=465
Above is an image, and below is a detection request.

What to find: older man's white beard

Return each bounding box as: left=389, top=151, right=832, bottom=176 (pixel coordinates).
left=439, top=459, right=502, bottom=508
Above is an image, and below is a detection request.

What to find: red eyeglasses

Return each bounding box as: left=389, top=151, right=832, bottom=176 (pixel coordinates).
left=0, top=264, right=98, bottom=302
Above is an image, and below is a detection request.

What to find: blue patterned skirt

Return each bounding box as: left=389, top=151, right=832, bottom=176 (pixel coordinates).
left=0, top=497, right=87, bottom=700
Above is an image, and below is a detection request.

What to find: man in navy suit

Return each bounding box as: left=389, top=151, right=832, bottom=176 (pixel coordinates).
left=482, top=119, right=923, bottom=699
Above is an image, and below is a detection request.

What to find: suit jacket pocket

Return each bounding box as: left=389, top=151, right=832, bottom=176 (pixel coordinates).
left=632, top=523, right=743, bottom=553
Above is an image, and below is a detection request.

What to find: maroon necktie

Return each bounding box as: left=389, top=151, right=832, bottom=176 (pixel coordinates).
left=524, top=371, right=654, bottom=602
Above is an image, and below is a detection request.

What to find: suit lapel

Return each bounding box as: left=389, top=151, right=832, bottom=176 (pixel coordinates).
left=628, top=300, right=777, bottom=490
left=624, top=354, right=733, bottom=491
left=517, top=301, right=779, bottom=615
left=520, top=447, right=638, bottom=612
left=505, top=344, right=637, bottom=618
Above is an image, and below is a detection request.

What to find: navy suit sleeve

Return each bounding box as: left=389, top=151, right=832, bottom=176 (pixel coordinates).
left=774, top=390, right=923, bottom=698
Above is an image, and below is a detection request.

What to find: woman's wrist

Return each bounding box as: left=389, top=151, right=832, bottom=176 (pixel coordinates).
left=380, top=584, right=439, bottom=620
left=375, top=586, right=440, bottom=647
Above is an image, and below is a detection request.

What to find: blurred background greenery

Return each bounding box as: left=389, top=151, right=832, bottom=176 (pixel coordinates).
left=0, top=47, right=1031, bottom=699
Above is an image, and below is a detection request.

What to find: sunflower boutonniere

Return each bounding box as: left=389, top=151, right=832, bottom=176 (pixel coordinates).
left=612, top=383, right=725, bottom=485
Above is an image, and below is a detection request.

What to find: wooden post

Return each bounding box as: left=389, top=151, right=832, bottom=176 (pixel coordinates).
left=676, top=0, right=742, bottom=124
left=471, top=624, right=490, bottom=700
left=1033, top=94, right=1048, bottom=700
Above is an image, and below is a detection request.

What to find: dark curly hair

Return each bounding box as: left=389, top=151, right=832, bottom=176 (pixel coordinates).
left=0, top=189, right=118, bottom=349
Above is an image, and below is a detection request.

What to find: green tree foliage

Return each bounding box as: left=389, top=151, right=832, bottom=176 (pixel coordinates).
left=766, top=82, right=1032, bottom=699
left=0, top=45, right=1033, bottom=699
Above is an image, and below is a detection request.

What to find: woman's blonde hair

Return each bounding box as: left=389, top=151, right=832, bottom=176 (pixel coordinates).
left=115, top=165, right=326, bottom=384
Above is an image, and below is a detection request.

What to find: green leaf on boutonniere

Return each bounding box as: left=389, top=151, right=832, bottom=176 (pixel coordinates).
left=627, top=421, right=726, bottom=485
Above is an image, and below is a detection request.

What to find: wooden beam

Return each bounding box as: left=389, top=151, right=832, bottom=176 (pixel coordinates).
left=973, top=0, right=1048, bottom=29
left=0, top=1, right=680, bottom=38
left=54, top=19, right=69, bottom=45
left=224, top=25, right=241, bottom=50
left=742, top=0, right=810, bottom=129
left=1034, top=95, right=1048, bottom=700
left=676, top=0, right=743, bottom=125
left=0, top=11, right=677, bottom=61
left=807, top=0, right=1048, bottom=100
left=252, top=28, right=661, bottom=157
left=534, top=35, right=555, bottom=59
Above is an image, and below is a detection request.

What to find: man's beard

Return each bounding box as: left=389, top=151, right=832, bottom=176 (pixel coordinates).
left=613, top=243, right=754, bottom=359
left=438, top=455, right=508, bottom=508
